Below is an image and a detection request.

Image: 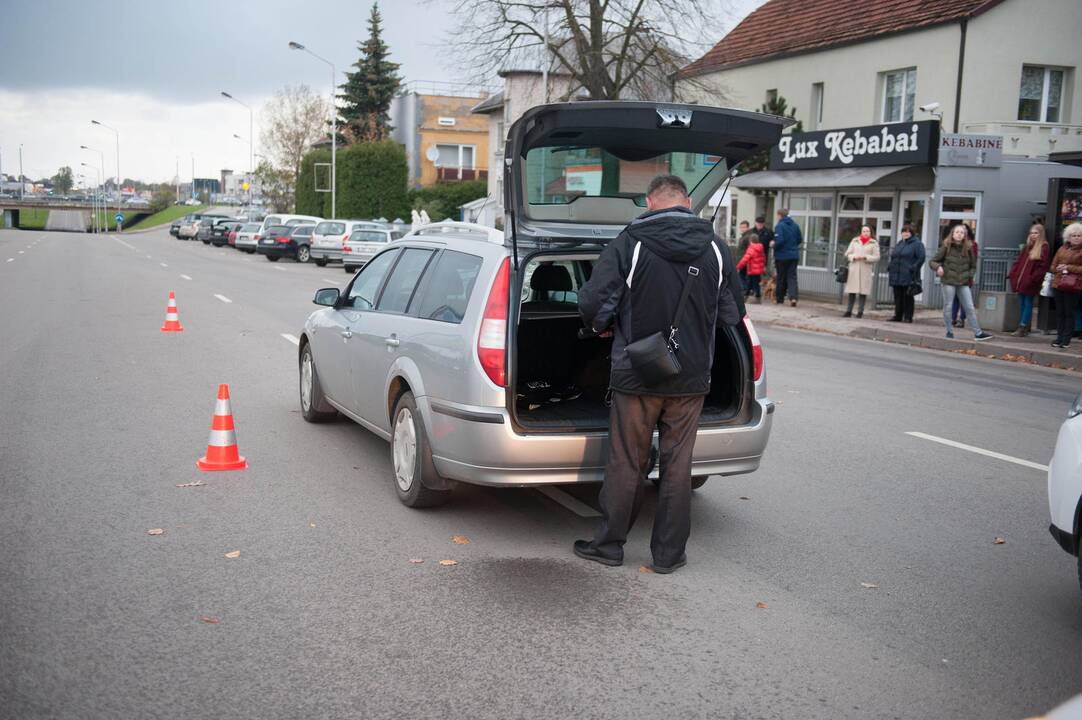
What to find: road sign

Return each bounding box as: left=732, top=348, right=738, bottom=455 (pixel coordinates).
left=115, top=212, right=124, bottom=223
left=242, top=181, right=250, bottom=191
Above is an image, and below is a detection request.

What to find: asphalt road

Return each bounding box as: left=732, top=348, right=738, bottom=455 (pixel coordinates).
left=1, top=227, right=1080, bottom=720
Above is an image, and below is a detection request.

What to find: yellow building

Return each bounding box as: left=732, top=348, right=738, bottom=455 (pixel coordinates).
left=390, top=84, right=491, bottom=189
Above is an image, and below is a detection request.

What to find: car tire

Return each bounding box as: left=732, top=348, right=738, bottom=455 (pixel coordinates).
left=299, top=343, right=337, bottom=423
left=202, top=238, right=210, bottom=244
left=315, top=258, right=327, bottom=267
left=296, top=245, right=310, bottom=263
left=266, top=255, right=279, bottom=262
left=390, top=391, right=451, bottom=508
left=344, top=265, right=355, bottom=273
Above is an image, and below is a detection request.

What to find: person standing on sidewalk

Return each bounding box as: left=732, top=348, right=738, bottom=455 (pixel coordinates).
left=1050, top=223, right=1082, bottom=348
left=887, top=224, right=925, bottom=322
left=772, top=208, right=802, bottom=306
left=842, top=225, right=880, bottom=318
left=929, top=223, right=993, bottom=341
left=736, top=220, right=755, bottom=292
left=737, top=234, right=766, bottom=303
left=1007, top=223, right=1050, bottom=336
left=574, top=174, right=739, bottom=574
left=754, top=216, right=774, bottom=267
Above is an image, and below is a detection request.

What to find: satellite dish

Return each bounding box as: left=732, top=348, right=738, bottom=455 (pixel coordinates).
left=425, top=146, right=440, bottom=163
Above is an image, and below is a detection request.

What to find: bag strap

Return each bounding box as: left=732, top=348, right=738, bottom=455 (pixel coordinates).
left=668, top=255, right=706, bottom=350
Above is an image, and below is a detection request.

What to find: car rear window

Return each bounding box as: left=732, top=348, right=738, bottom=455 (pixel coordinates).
left=315, top=221, right=345, bottom=235
left=411, top=250, right=484, bottom=323
left=242, top=223, right=260, bottom=232
left=292, top=225, right=314, bottom=237
left=266, top=225, right=290, bottom=236
left=263, top=216, right=282, bottom=226
left=350, top=230, right=388, bottom=243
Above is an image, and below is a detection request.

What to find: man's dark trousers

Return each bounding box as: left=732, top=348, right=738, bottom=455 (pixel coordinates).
left=591, top=391, right=706, bottom=567
left=775, top=259, right=799, bottom=303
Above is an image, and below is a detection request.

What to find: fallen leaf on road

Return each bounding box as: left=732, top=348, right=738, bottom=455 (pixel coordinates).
left=993, top=537, right=1006, bottom=545
left=451, top=535, right=470, bottom=545
left=309, top=523, right=316, bottom=528
left=199, top=616, right=220, bottom=625
left=408, top=558, right=424, bottom=564
left=438, top=559, right=458, bottom=566
left=860, top=582, right=879, bottom=589
left=739, top=496, right=750, bottom=500
left=755, top=601, right=768, bottom=609
left=224, top=550, right=241, bottom=559
left=638, top=565, right=654, bottom=573
left=147, top=528, right=164, bottom=536
left=175, top=481, right=205, bottom=488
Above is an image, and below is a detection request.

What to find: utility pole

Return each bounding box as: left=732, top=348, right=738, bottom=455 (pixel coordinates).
left=90, top=120, right=120, bottom=220
left=191, top=154, right=195, bottom=203
left=175, top=156, right=180, bottom=204
left=18, top=144, right=24, bottom=200
left=288, top=41, right=336, bottom=219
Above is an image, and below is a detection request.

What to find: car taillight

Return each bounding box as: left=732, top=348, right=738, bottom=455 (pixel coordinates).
left=342, top=245, right=351, bottom=252
left=477, top=257, right=510, bottom=387
left=742, top=315, right=763, bottom=382
left=254, top=234, right=262, bottom=241
left=342, top=233, right=349, bottom=246
left=276, top=236, right=290, bottom=244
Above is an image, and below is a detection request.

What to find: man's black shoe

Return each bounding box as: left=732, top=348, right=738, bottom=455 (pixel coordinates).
left=650, top=555, right=687, bottom=574
left=573, top=540, right=622, bottom=567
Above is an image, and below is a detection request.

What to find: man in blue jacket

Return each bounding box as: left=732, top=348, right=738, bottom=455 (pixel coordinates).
left=772, top=208, right=803, bottom=306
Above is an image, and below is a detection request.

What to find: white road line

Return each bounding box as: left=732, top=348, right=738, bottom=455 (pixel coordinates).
left=281, top=333, right=300, bottom=346
left=214, top=294, right=233, bottom=304
left=6, top=258, right=13, bottom=263
left=536, top=486, right=602, bottom=518
left=905, top=432, right=1049, bottom=472
left=112, top=237, right=136, bottom=250
left=180, top=274, right=192, bottom=281
left=321, top=278, right=339, bottom=284
left=272, top=266, right=286, bottom=272
left=145, top=254, right=152, bottom=259
left=18, top=250, right=24, bottom=254
left=160, top=262, right=169, bottom=268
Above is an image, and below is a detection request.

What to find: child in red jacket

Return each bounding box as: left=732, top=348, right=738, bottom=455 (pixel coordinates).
left=737, top=240, right=766, bottom=301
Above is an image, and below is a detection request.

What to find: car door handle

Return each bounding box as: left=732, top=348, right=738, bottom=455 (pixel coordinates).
left=384, top=335, right=400, bottom=347
left=340, top=330, right=352, bottom=339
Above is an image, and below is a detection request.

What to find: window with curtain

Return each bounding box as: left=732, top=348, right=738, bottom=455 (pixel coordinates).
left=882, top=68, right=916, bottom=123
left=1018, top=65, right=1066, bottom=122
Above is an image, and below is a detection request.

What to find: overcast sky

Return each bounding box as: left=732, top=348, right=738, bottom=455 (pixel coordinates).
left=0, top=0, right=764, bottom=183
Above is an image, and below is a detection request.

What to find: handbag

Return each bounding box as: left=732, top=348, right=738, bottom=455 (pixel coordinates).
left=834, top=265, right=849, bottom=284
left=907, top=277, right=923, bottom=297
left=625, top=257, right=701, bottom=385
left=1040, top=272, right=1055, bottom=297
left=1057, top=271, right=1082, bottom=293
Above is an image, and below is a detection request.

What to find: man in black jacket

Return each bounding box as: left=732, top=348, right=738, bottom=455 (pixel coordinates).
left=574, top=174, right=740, bottom=574
left=754, top=215, right=774, bottom=268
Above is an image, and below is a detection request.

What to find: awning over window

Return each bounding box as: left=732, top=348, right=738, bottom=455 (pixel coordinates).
left=732, top=165, right=932, bottom=190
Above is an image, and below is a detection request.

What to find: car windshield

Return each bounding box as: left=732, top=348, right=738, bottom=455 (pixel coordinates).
left=264, top=215, right=282, bottom=226
left=315, top=221, right=345, bottom=235
left=242, top=223, right=260, bottom=231
left=351, top=231, right=387, bottom=242
left=292, top=225, right=314, bottom=237
left=524, top=147, right=721, bottom=206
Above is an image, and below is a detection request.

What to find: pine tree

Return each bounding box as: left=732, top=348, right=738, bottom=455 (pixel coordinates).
left=737, top=95, right=803, bottom=176
left=338, top=2, right=402, bottom=144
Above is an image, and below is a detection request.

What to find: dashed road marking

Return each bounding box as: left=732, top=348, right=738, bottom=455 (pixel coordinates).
left=180, top=274, right=192, bottom=281
left=321, top=278, right=339, bottom=284
left=18, top=250, right=24, bottom=254
left=905, top=432, right=1048, bottom=472
left=112, top=237, right=136, bottom=250
left=272, top=266, right=286, bottom=272
left=281, top=333, right=300, bottom=346
left=214, top=294, right=233, bottom=304
left=6, top=258, right=13, bottom=263
left=536, top=486, right=602, bottom=518
left=145, top=254, right=152, bottom=259
left=160, top=262, right=168, bottom=268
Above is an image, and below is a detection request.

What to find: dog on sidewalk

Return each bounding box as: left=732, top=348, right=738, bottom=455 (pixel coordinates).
left=761, top=274, right=777, bottom=303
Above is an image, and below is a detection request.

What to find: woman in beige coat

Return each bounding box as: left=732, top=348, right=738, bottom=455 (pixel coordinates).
left=843, top=225, right=881, bottom=317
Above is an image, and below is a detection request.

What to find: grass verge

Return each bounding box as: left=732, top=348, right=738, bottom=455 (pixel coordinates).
left=125, top=204, right=204, bottom=232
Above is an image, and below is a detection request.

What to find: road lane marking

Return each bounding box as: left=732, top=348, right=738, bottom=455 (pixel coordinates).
left=281, top=333, right=300, bottom=346
left=536, top=486, right=602, bottom=518
left=905, top=432, right=1048, bottom=472
left=272, top=265, right=286, bottom=271
left=160, top=262, right=168, bottom=268
left=321, top=278, right=340, bottom=284
left=214, top=294, right=233, bottom=304
left=18, top=250, right=23, bottom=254
left=180, top=274, right=192, bottom=280
left=112, top=237, right=136, bottom=250
left=6, top=258, right=13, bottom=263
left=146, top=254, right=152, bottom=259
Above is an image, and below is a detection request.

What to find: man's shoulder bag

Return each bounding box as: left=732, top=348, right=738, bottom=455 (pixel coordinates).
left=625, top=249, right=702, bottom=386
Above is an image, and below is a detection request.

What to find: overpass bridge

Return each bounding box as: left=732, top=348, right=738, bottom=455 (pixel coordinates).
left=0, top=197, right=152, bottom=231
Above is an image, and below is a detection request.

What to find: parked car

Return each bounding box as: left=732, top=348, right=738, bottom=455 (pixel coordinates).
left=211, top=220, right=242, bottom=247
left=196, top=217, right=222, bottom=244
left=233, top=222, right=262, bottom=254
left=257, top=214, right=322, bottom=238
left=1048, top=390, right=1082, bottom=594
left=342, top=227, right=406, bottom=273
left=170, top=215, right=192, bottom=237
left=257, top=222, right=316, bottom=262
left=311, top=220, right=385, bottom=267
left=178, top=212, right=228, bottom=240
left=295, top=101, right=788, bottom=507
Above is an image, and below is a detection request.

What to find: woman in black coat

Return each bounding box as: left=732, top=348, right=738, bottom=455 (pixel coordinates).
left=887, top=224, right=925, bottom=322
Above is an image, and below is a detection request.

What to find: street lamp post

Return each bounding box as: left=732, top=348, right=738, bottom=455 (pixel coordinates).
left=221, top=91, right=254, bottom=218
left=90, top=120, right=119, bottom=220
left=18, top=144, right=24, bottom=200
left=288, top=41, right=336, bottom=219
left=80, top=161, right=101, bottom=233
left=80, top=145, right=106, bottom=230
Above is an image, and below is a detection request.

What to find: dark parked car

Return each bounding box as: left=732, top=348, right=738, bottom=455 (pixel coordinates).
left=211, top=220, right=242, bottom=247
left=170, top=215, right=193, bottom=237
left=256, top=223, right=316, bottom=262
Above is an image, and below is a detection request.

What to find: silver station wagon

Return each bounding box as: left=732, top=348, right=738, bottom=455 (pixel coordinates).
left=296, top=101, right=788, bottom=507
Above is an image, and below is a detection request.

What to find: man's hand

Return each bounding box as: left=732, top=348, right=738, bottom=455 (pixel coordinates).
left=598, top=330, right=614, bottom=338
left=936, top=267, right=944, bottom=278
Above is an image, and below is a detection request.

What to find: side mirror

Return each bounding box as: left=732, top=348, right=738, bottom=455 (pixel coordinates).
left=313, top=288, right=340, bottom=307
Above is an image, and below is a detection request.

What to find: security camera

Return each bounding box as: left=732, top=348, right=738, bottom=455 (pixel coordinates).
left=919, top=102, right=941, bottom=113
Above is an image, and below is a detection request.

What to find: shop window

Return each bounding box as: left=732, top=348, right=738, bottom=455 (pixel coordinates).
left=810, top=195, right=833, bottom=212
left=789, top=195, right=808, bottom=211
left=941, top=195, right=977, bottom=214
left=868, top=196, right=894, bottom=212
left=881, top=68, right=916, bottom=123
left=789, top=192, right=833, bottom=269
left=840, top=195, right=864, bottom=212
left=1018, top=65, right=1066, bottom=123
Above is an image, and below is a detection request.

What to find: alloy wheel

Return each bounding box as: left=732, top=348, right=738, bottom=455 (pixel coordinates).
left=300, top=351, right=313, bottom=411
left=393, top=408, right=417, bottom=492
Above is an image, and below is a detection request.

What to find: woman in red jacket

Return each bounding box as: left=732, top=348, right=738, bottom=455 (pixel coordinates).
left=736, top=238, right=766, bottom=303
left=1007, top=223, right=1051, bottom=336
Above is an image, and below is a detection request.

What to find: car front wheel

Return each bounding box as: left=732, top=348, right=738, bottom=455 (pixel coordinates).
left=299, top=343, right=337, bottom=422
left=266, top=255, right=278, bottom=262
left=390, top=392, right=451, bottom=508
left=296, top=245, right=310, bottom=263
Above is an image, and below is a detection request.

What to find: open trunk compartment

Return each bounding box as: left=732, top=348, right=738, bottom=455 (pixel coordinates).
left=509, top=251, right=753, bottom=433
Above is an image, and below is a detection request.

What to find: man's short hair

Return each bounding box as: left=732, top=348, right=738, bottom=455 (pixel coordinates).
left=754, top=216, right=765, bottom=224
left=739, top=220, right=749, bottom=228
left=646, top=174, right=689, bottom=199
left=777, top=208, right=789, bottom=217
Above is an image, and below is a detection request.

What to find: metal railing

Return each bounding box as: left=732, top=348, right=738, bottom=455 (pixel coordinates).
left=977, top=248, right=1021, bottom=293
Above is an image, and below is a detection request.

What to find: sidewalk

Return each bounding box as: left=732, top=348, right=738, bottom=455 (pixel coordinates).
left=746, top=296, right=1082, bottom=372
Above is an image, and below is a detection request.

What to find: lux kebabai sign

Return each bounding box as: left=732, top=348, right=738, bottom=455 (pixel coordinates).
left=769, top=120, right=940, bottom=170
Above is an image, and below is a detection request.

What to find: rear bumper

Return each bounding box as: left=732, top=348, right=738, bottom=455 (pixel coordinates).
left=424, top=396, right=773, bottom=487
left=257, top=243, right=294, bottom=258
left=311, top=246, right=343, bottom=262
left=342, top=251, right=376, bottom=267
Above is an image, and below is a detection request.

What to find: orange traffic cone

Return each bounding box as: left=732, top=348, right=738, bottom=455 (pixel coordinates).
left=196, top=384, right=247, bottom=471
left=160, top=291, right=184, bottom=332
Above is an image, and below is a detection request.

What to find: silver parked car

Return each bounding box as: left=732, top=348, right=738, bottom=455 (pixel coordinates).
left=342, top=226, right=407, bottom=272
left=311, top=220, right=386, bottom=266
left=233, top=222, right=263, bottom=254
left=296, top=101, right=788, bottom=507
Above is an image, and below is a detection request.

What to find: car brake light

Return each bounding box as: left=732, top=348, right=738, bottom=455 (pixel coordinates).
left=254, top=234, right=262, bottom=241
left=276, top=236, right=290, bottom=244
left=477, top=257, right=510, bottom=387
left=342, top=245, right=351, bottom=252
left=742, top=315, right=763, bottom=382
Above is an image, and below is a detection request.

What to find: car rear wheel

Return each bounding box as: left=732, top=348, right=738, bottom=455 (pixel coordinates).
left=344, top=265, right=356, bottom=273
left=390, top=392, right=451, bottom=508
left=299, top=344, right=337, bottom=422
left=296, top=245, right=310, bottom=263
left=266, top=255, right=279, bottom=262
left=315, top=258, right=327, bottom=267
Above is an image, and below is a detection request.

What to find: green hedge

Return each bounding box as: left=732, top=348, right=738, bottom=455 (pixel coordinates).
left=408, top=180, right=487, bottom=222
left=296, top=141, right=410, bottom=220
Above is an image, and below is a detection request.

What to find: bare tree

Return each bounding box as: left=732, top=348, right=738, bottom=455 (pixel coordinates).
left=443, top=0, right=735, bottom=101
left=260, top=84, right=330, bottom=210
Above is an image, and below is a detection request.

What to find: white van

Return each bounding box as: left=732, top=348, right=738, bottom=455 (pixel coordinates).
left=258, top=214, right=323, bottom=237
